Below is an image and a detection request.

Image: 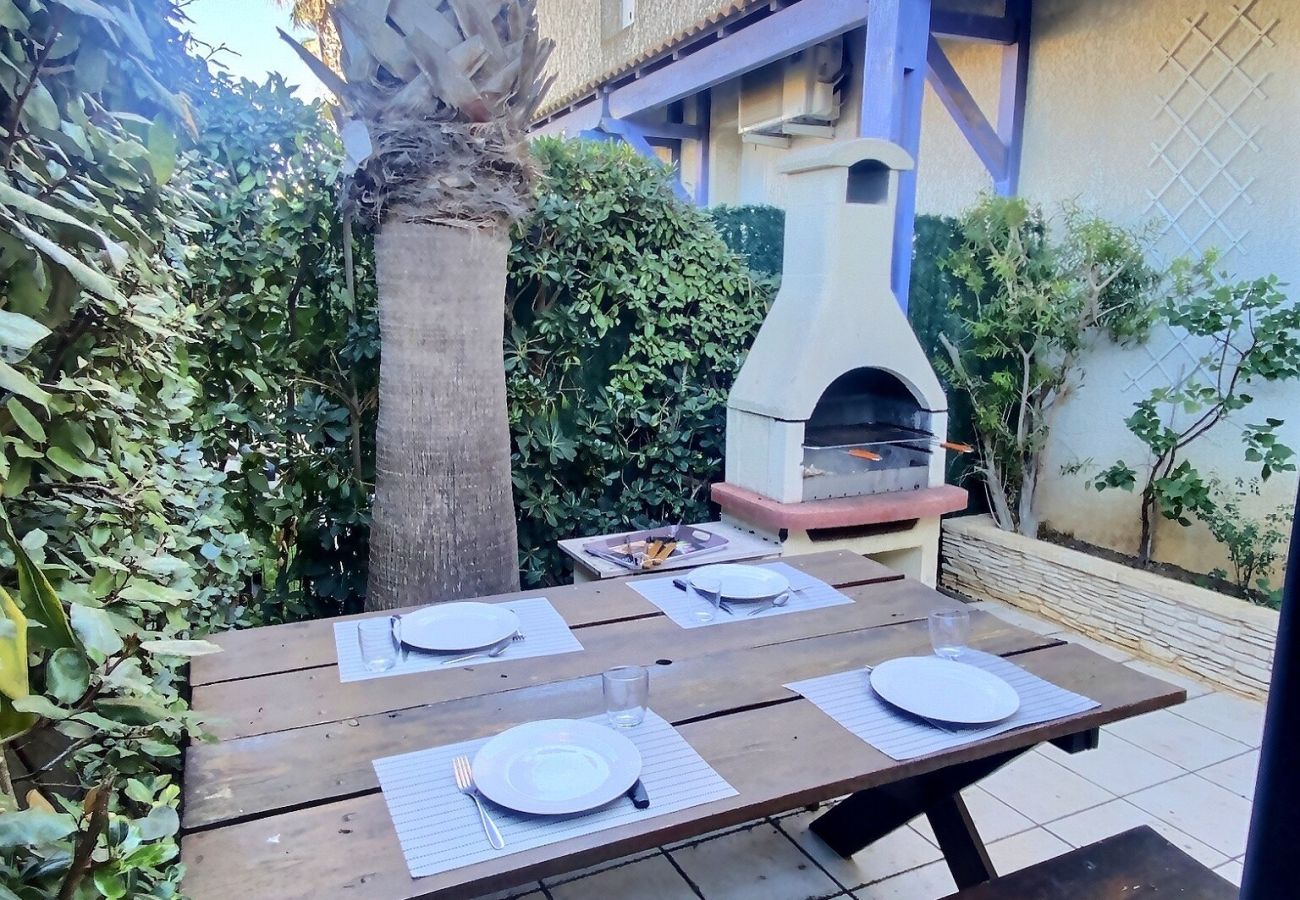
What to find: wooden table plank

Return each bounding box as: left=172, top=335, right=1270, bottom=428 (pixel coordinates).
left=180, top=643, right=1183, bottom=900
left=190, top=550, right=900, bottom=686
left=184, top=611, right=1056, bottom=829
left=194, top=577, right=943, bottom=741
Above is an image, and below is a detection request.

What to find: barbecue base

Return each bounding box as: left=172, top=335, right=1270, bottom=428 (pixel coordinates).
left=712, top=482, right=968, bottom=586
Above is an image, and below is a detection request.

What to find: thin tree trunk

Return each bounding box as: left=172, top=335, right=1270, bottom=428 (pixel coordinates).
left=367, top=222, right=520, bottom=610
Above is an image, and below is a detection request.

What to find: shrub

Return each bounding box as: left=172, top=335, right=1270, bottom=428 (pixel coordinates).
left=938, top=196, right=1158, bottom=537
left=707, top=204, right=785, bottom=280
left=0, top=2, right=248, bottom=895
left=1093, top=256, right=1300, bottom=565
left=508, top=139, right=772, bottom=586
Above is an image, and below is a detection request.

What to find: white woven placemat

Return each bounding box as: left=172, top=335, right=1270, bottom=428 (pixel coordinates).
left=373, top=710, right=737, bottom=878
left=785, top=650, right=1099, bottom=761
left=333, top=597, right=583, bottom=683
left=627, top=561, right=853, bottom=629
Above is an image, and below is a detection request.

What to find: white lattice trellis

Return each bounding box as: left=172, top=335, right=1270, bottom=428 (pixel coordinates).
left=1129, top=0, right=1277, bottom=393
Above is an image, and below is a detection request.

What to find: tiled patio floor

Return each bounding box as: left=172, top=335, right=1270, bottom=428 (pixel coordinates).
left=477, top=598, right=1260, bottom=899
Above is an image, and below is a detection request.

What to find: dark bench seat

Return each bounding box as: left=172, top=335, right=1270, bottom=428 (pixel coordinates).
left=940, top=826, right=1238, bottom=899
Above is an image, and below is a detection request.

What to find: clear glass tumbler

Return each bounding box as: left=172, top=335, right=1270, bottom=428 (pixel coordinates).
left=603, top=665, right=650, bottom=727
left=689, top=574, right=721, bottom=623
left=929, top=608, right=971, bottom=660
left=358, top=617, right=400, bottom=672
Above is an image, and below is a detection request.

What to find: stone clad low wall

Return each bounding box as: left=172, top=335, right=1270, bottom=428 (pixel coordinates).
left=940, top=515, right=1278, bottom=699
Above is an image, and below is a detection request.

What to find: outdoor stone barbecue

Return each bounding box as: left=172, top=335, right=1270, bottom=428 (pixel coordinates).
left=712, top=138, right=967, bottom=583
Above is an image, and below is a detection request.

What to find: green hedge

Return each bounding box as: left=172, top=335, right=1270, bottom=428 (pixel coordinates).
left=508, top=140, right=773, bottom=586
left=707, top=204, right=785, bottom=280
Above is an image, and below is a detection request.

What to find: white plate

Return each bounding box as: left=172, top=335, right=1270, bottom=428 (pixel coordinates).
left=471, top=719, right=643, bottom=815
left=688, top=564, right=789, bottom=602
left=397, top=602, right=520, bottom=653
left=870, top=657, right=1020, bottom=725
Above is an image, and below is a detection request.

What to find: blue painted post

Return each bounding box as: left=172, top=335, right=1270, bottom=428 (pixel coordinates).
left=696, top=90, right=711, bottom=206
left=995, top=0, right=1030, bottom=196
left=858, top=0, right=932, bottom=312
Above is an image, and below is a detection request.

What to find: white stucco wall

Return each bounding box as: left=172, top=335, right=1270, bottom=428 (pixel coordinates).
left=703, top=0, right=1298, bottom=579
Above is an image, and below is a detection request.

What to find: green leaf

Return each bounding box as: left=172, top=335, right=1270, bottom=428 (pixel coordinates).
left=21, top=82, right=59, bottom=131
left=146, top=116, right=178, bottom=184
left=46, top=647, right=90, bottom=704
left=0, top=309, right=51, bottom=351
left=10, top=694, right=69, bottom=719
left=48, top=0, right=115, bottom=21
left=2, top=216, right=119, bottom=301
left=70, top=605, right=123, bottom=657
left=137, top=739, right=180, bottom=759
left=116, top=581, right=186, bottom=605
left=0, top=809, right=76, bottom=847
left=140, top=638, right=221, bottom=657
left=0, top=588, right=28, bottom=701
left=1, top=513, right=76, bottom=650
left=46, top=445, right=102, bottom=478
left=0, top=359, right=51, bottom=407
left=0, top=181, right=127, bottom=270
left=95, top=696, right=168, bottom=726
left=0, top=0, right=30, bottom=30
left=5, top=398, right=44, bottom=442
left=135, top=804, right=179, bottom=840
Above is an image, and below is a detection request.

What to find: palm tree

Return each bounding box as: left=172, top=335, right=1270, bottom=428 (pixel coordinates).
left=281, top=0, right=553, bottom=609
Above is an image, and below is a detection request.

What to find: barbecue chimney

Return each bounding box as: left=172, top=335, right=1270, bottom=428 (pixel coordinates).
left=713, top=138, right=966, bottom=584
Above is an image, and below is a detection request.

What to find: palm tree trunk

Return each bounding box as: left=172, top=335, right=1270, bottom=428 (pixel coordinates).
left=367, top=221, right=520, bottom=610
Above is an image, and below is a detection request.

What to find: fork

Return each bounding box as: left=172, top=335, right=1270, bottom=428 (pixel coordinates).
left=452, top=755, right=504, bottom=850
left=439, top=632, right=525, bottom=666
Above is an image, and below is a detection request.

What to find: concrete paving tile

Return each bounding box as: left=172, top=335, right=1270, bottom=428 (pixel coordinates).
left=778, top=810, right=940, bottom=891
left=910, top=787, right=1034, bottom=846
left=547, top=852, right=696, bottom=900
left=1128, top=774, right=1252, bottom=858
left=979, top=751, right=1115, bottom=824
left=541, top=847, right=663, bottom=887
left=1197, top=750, right=1259, bottom=800
left=671, top=821, right=843, bottom=899
left=1214, top=858, right=1243, bottom=887
left=986, top=828, right=1072, bottom=874
left=1105, top=709, right=1249, bottom=770
left=1122, top=659, right=1213, bottom=698
left=1172, top=692, right=1266, bottom=748
left=471, top=882, right=544, bottom=900
left=851, top=860, right=956, bottom=899
left=1039, top=731, right=1183, bottom=795
left=974, top=601, right=1064, bottom=636
left=1053, top=630, right=1134, bottom=662
left=1043, top=798, right=1227, bottom=868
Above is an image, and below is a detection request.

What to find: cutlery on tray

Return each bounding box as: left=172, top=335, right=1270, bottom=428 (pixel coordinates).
left=626, top=778, right=649, bottom=809
left=440, top=632, right=525, bottom=666
left=453, top=755, right=505, bottom=849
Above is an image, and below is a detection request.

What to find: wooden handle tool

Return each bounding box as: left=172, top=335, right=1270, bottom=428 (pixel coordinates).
left=847, top=448, right=883, bottom=461
left=939, top=441, right=973, bottom=453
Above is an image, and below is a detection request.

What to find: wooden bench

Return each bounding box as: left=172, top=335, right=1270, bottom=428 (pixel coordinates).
left=940, top=826, right=1238, bottom=898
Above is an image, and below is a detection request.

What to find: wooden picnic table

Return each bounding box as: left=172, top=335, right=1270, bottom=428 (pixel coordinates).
left=180, top=550, right=1185, bottom=899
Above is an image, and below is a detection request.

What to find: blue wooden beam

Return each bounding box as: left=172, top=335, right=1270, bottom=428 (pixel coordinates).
left=859, top=0, right=931, bottom=312
left=696, top=90, right=711, bottom=205
left=996, top=0, right=1030, bottom=195
left=609, top=0, right=866, bottom=119
left=925, top=36, right=1008, bottom=181
left=930, top=9, right=1016, bottom=44
left=596, top=116, right=691, bottom=200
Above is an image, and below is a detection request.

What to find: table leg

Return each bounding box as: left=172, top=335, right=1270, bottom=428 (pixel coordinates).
left=808, top=728, right=1101, bottom=887
left=926, top=791, right=996, bottom=887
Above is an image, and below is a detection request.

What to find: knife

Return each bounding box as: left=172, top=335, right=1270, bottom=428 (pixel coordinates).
left=627, top=779, right=649, bottom=809
left=672, top=577, right=734, bottom=615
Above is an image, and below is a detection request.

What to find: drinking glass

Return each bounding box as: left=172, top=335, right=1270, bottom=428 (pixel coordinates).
left=358, top=617, right=400, bottom=672
left=689, top=574, right=721, bottom=623
left=603, top=665, right=650, bottom=727
left=929, top=608, right=971, bottom=660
